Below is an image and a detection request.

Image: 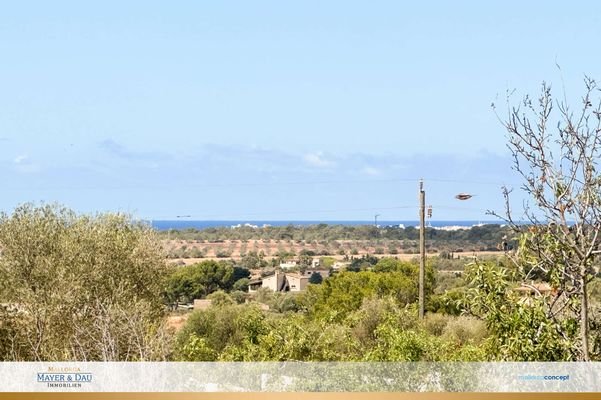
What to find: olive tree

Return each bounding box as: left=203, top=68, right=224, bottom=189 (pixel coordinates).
left=0, top=204, right=172, bottom=361
left=491, top=76, right=601, bottom=360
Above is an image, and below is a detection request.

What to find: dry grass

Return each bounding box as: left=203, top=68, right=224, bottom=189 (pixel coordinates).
left=166, top=314, right=190, bottom=332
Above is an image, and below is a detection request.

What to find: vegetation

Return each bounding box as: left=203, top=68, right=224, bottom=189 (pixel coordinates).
left=0, top=204, right=171, bottom=361
left=492, top=76, right=601, bottom=360
left=160, top=223, right=509, bottom=242
left=174, top=298, right=488, bottom=362
left=3, top=196, right=601, bottom=363
left=0, top=205, right=490, bottom=362
left=161, top=224, right=513, bottom=258
left=163, top=260, right=250, bottom=305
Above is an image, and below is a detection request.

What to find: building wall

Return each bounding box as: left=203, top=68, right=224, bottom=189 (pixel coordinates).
left=261, top=272, right=286, bottom=292
left=193, top=299, right=212, bottom=310
left=248, top=280, right=263, bottom=293
left=249, top=271, right=315, bottom=293
left=287, top=275, right=308, bottom=292
left=303, top=269, right=330, bottom=279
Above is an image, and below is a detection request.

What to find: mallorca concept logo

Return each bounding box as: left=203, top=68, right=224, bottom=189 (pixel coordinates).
left=37, top=366, right=93, bottom=389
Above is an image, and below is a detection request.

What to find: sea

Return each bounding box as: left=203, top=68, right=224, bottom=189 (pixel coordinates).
left=150, top=220, right=503, bottom=231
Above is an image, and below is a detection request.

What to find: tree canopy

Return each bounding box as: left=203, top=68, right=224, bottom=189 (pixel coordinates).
left=0, top=204, right=171, bottom=361
left=164, top=260, right=250, bottom=304
left=492, top=77, right=601, bottom=360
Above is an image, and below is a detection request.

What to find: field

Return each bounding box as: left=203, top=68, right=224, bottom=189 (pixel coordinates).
left=163, top=238, right=506, bottom=265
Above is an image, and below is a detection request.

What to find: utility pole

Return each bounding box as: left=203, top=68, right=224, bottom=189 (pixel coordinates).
left=419, top=179, right=425, bottom=319
left=374, top=214, right=380, bottom=227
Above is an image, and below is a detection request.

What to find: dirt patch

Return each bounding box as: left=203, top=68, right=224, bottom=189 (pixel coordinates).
left=166, top=313, right=190, bottom=332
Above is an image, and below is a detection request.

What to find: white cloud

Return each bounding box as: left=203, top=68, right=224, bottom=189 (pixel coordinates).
left=303, top=152, right=336, bottom=168
left=13, top=154, right=40, bottom=173
left=98, top=139, right=171, bottom=162
left=361, top=166, right=381, bottom=176
left=13, top=154, right=28, bottom=164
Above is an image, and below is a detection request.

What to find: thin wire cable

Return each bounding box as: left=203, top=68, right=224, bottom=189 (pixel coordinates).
left=0, top=177, right=420, bottom=191
left=3, top=175, right=517, bottom=220
left=425, top=177, right=521, bottom=186
left=148, top=205, right=418, bottom=220
left=1, top=176, right=523, bottom=192
left=148, top=204, right=495, bottom=221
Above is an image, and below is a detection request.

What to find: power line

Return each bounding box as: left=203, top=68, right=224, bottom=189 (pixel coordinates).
left=0, top=177, right=419, bottom=192
left=148, top=205, right=417, bottom=220
left=0, top=176, right=522, bottom=192
left=2, top=175, right=516, bottom=221
left=425, top=177, right=521, bottom=186
left=147, top=204, right=495, bottom=221
left=432, top=205, right=488, bottom=212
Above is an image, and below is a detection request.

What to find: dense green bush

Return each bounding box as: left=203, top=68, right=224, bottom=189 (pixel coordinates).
left=164, top=260, right=250, bottom=304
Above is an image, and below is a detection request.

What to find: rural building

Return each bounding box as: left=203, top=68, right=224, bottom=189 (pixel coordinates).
left=279, top=261, right=298, bottom=269
left=514, top=282, right=557, bottom=306
left=286, top=273, right=309, bottom=292
left=193, top=299, right=213, bottom=310
left=514, top=282, right=555, bottom=296
left=301, top=269, right=331, bottom=279
left=248, top=271, right=310, bottom=293
left=249, top=271, right=288, bottom=292
left=248, top=278, right=264, bottom=292
left=332, top=261, right=350, bottom=270
left=261, top=271, right=288, bottom=291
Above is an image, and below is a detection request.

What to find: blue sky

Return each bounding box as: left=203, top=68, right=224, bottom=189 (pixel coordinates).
left=1, top=1, right=600, bottom=220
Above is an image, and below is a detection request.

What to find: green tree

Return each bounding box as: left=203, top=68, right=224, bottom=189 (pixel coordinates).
left=207, top=290, right=235, bottom=307
left=164, top=260, right=249, bottom=303
left=346, top=297, right=408, bottom=346
left=246, top=315, right=360, bottom=361
left=269, top=292, right=301, bottom=313
left=239, top=251, right=267, bottom=269
left=229, top=290, right=248, bottom=304
left=0, top=204, right=171, bottom=361
left=233, top=277, right=250, bottom=292
left=492, top=77, right=601, bottom=360
left=176, top=304, right=267, bottom=360
left=308, top=272, right=323, bottom=284
left=302, top=263, right=434, bottom=322
left=462, top=261, right=575, bottom=360
left=348, top=254, right=378, bottom=272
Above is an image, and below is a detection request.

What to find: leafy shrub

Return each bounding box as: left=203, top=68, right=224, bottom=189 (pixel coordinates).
left=422, top=313, right=450, bottom=336
left=206, top=290, right=235, bottom=307
left=175, top=304, right=266, bottom=360
left=442, top=316, right=487, bottom=345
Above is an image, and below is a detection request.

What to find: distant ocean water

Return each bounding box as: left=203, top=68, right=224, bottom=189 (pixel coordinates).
left=150, top=220, right=503, bottom=231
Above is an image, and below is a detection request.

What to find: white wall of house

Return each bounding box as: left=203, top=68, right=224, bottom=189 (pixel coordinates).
left=248, top=271, right=316, bottom=293
left=279, top=261, right=298, bottom=269
left=286, top=274, right=308, bottom=292
left=303, top=269, right=330, bottom=278
left=260, top=272, right=287, bottom=291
